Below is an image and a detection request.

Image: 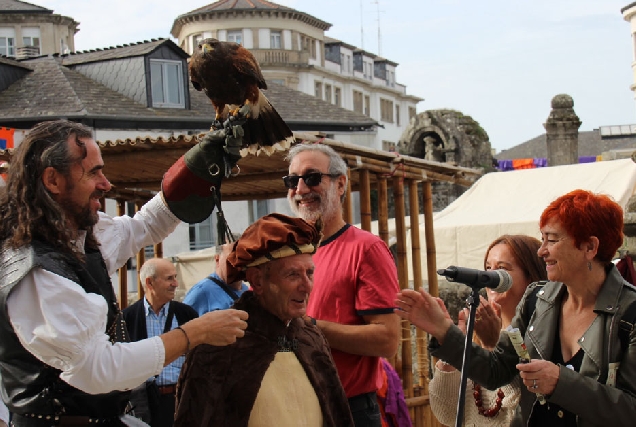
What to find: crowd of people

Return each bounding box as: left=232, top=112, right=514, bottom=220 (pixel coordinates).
left=1, top=119, right=635, bottom=427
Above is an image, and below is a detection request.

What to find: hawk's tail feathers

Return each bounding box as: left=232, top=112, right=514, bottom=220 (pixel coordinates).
left=241, top=92, right=295, bottom=155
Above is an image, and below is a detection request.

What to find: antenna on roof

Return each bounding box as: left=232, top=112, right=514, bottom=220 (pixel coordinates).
left=372, top=0, right=383, bottom=56
left=360, top=0, right=364, bottom=49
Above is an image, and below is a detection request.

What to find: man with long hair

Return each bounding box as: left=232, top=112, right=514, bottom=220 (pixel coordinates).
left=0, top=120, right=248, bottom=427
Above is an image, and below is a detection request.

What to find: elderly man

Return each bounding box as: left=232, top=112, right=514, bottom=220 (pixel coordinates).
left=0, top=120, right=248, bottom=426
left=284, top=144, right=400, bottom=427
left=123, top=258, right=198, bottom=427
left=174, top=213, right=353, bottom=427
left=183, top=243, right=249, bottom=315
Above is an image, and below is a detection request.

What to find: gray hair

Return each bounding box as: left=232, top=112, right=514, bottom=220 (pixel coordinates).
left=139, top=258, right=161, bottom=288
left=286, top=144, right=349, bottom=201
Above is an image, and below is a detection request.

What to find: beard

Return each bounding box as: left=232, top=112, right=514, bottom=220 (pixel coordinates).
left=60, top=181, right=101, bottom=229
left=288, top=181, right=340, bottom=223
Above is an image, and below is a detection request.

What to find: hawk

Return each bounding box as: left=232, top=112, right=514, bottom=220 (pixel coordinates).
left=189, top=38, right=295, bottom=152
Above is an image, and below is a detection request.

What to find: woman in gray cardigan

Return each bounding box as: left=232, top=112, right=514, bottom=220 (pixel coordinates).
left=397, top=189, right=636, bottom=427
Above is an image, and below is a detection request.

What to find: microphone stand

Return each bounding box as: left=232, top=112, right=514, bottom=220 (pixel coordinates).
left=454, top=287, right=480, bottom=427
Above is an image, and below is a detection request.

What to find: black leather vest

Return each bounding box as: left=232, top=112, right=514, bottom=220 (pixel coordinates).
left=0, top=241, right=131, bottom=417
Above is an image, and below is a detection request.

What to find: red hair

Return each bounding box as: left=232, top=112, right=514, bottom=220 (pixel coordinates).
left=539, top=189, right=623, bottom=263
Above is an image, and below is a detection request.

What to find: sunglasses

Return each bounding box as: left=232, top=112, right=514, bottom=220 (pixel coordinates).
left=282, top=172, right=340, bottom=189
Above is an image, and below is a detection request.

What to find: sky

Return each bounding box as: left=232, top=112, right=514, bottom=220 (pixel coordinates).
left=35, top=0, right=636, bottom=153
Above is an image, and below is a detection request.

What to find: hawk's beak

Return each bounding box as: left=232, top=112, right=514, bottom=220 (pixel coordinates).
left=202, top=43, right=213, bottom=54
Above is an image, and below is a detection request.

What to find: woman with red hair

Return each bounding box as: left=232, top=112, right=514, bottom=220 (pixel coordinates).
left=397, top=189, right=636, bottom=426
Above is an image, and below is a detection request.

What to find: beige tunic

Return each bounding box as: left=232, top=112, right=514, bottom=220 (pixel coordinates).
left=249, top=352, right=324, bottom=427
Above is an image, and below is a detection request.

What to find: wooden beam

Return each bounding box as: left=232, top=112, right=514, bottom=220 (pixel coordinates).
left=359, top=169, right=371, bottom=232
left=377, top=178, right=389, bottom=247
left=393, top=176, right=413, bottom=408
left=135, top=201, right=146, bottom=303
left=343, top=169, right=353, bottom=224
left=116, top=199, right=128, bottom=309
left=423, top=181, right=438, bottom=297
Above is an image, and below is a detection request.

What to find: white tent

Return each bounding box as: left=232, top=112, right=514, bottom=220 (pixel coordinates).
left=172, top=246, right=219, bottom=292
left=172, top=159, right=636, bottom=289
left=418, top=158, right=636, bottom=278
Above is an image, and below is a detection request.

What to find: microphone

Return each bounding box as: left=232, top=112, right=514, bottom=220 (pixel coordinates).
left=437, top=266, right=512, bottom=293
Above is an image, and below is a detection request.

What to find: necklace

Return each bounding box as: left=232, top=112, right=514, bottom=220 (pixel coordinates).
left=473, top=383, right=505, bottom=417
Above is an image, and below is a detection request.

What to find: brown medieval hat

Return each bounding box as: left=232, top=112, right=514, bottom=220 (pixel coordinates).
left=225, top=213, right=322, bottom=283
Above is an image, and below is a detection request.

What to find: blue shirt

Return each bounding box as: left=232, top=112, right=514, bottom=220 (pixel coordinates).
left=143, top=298, right=184, bottom=386
left=183, top=272, right=249, bottom=316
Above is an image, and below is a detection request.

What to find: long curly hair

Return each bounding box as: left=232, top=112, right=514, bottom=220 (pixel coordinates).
left=0, top=120, right=98, bottom=258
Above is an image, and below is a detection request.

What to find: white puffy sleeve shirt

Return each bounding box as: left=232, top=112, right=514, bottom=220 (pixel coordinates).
left=7, top=195, right=180, bottom=394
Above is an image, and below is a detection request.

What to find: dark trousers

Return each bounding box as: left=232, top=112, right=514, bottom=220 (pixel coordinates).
left=348, top=392, right=382, bottom=427
left=151, top=393, right=175, bottom=427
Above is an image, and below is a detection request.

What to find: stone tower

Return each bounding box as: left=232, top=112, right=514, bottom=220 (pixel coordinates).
left=544, top=94, right=581, bottom=166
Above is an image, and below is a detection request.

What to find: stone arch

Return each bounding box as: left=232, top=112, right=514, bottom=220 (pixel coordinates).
left=399, top=109, right=493, bottom=170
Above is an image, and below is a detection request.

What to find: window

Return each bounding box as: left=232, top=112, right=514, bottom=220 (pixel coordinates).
left=382, top=140, right=396, bottom=152
left=395, top=105, right=400, bottom=126
left=150, top=59, right=185, bottom=108
left=364, top=95, right=370, bottom=117
left=189, top=216, right=216, bottom=250
left=334, top=87, right=341, bottom=107
left=60, top=37, right=69, bottom=54
left=315, top=81, right=323, bottom=99
left=325, top=84, right=332, bottom=104
left=193, top=33, right=203, bottom=52
left=340, top=54, right=351, bottom=73
left=353, top=90, right=363, bottom=113
left=303, top=36, right=316, bottom=59
left=22, top=27, right=40, bottom=55
left=408, top=107, right=417, bottom=121
left=270, top=31, right=281, bottom=49
left=227, top=30, right=242, bottom=45
left=0, top=28, right=16, bottom=57
left=380, top=98, right=394, bottom=123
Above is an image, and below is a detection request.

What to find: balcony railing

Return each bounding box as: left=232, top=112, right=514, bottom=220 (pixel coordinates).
left=251, top=49, right=310, bottom=66
left=16, top=46, right=40, bottom=59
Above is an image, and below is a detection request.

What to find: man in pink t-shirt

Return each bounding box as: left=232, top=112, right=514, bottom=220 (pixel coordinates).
left=285, top=144, right=400, bottom=427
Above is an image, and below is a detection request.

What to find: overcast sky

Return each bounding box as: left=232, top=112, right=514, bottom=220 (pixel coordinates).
left=36, top=0, right=636, bottom=153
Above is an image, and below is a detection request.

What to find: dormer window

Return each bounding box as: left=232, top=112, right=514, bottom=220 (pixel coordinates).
left=150, top=59, right=185, bottom=108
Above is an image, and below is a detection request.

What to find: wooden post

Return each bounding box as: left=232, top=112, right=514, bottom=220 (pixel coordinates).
left=408, top=180, right=429, bottom=390
left=135, top=201, right=146, bottom=302
left=377, top=177, right=389, bottom=246
left=393, top=176, right=414, bottom=423
left=422, top=180, right=439, bottom=427
left=423, top=181, right=438, bottom=297
left=154, top=242, right=163, bottom=258
left=116, top=199, right=128, bottom=309
left=377, top=176, right=396, bottom=367
left=343, top=168, right=353, bottom=224
left=359, top=169, right=371, bottom=232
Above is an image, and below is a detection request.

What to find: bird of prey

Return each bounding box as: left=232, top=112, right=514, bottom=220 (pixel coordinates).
left=189, top=38, right=295, bottom=152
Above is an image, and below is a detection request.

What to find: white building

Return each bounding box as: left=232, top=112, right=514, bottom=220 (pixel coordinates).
left=171, top=0, right=422, bottom=152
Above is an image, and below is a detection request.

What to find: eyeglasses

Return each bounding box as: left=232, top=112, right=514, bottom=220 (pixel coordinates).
left=282, top=172, right=340, bottom=189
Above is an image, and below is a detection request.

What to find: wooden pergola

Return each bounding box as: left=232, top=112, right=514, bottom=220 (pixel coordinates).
left=1, top=132, right=482, bottom=427
left=98, top=131, right=481, bottom=426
